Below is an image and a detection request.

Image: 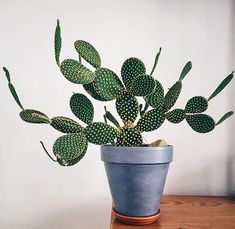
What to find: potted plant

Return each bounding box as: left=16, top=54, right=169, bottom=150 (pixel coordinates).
left=3, top=20, right=234, bottom=226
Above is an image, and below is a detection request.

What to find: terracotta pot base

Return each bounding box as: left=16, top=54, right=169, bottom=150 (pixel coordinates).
left=112, top=208, right=161, bottom=225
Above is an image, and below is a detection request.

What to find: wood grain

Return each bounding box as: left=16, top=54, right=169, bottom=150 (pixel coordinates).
left=110, top=195, right=235, bottom=229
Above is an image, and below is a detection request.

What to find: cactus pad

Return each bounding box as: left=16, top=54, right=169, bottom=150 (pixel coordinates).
left=51, top=116, right=83, bottom=133
left=54, top=19, right=62, bottom=66
left=145, top=80, right=164, bottom=109
left=70, top=93, right=94, bottom=124
left=60, top=59, right=95, bottom=84
left=150, top=48, right=161, bottom=76
left=208, top=71, right=234, bottom=101
left=74, top=40, right=101, bottom=68
left=115, top=92, right=139, bottom=124
left=85, top=122, right=117, bottom=145
left=186, top=114, right=215, bottom=133
left=179, top=61, right=192, bottom=81
left=166, top=109, right=185, bottom=123
left=53, top=132, right=87, bottom=161
left=163, top=81, right=182, bottom=112
left=130, top=74, right=156, bottom=96
left=116, top=128, right=143, bottom=146
left=57, top=143, right=88, bottom=166
left=94, top=68, right=124, bottom=100
left=136, top=109, right=165, bottom=132
left=83, top=83, right=107, bottom=101
left=216, top=111, right=234, bottom=126
left=20, top=109, right=51, bottom=124
left=121, top=57, right=146, bottom=89
left=185, top=96, right=208, bottom=113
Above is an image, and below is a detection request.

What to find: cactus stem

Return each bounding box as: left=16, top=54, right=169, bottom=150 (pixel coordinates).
left=40, top=141, right=57, bottom=162
left=104, top=106, right=121, bottom=128
left=150, top=47, right=162, bottom=76
left=103, top=114, right=107, bottom=123
left=141, top=102, right=149, bottom=116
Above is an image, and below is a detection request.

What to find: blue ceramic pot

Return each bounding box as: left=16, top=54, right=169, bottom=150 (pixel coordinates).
left=101, top=145, right=173, bottom=217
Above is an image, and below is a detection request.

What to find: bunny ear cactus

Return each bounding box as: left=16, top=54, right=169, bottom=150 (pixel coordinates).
left=2, top=20, right=234, bottom=167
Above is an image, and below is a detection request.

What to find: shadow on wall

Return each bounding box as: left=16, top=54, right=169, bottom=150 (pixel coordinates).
left=226, top=0, right=235, bottom=197
left=34, top=203, right=110, bottom=229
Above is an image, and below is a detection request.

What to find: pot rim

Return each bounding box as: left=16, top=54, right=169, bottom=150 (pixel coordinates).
left=101, top=144, right=173, bottom=164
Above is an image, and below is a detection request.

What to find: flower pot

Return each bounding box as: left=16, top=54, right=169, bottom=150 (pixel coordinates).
left=101, top=145, right=173, bottom=225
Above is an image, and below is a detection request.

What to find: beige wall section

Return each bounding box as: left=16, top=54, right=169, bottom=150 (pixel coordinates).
left=0, top=0, right=234, bottom=228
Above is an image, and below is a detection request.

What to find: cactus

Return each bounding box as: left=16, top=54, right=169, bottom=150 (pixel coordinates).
left=116, top=92, right=139, bottom=125
left=74, top=40, right=101, bottom=69
left=53, top=132, right=87, bottom=161
left=60, top=59, right=95, bottom=84
left=51, top=116, right=83, bottom=133
left=94, top=68, right=124, bottom=100
left=70, top=93, right=94, bottom=124
left=2, top=20, right=234, bottom=167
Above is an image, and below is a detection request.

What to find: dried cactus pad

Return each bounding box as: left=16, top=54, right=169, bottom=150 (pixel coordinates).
left=20, top=109, right=51, bottom=124
left=94, top=68, right=124, bottom=100
left=116, top=128, right=143, bottom=147
left=186, top=114, right=215, bottom=133
left=121, top=57, right=146, bottom=89
left=74, top=40, right=101, bottom=68
left=163, top=81, right=182, bottom=112
left=85, top=122, right=117, bottom=145
left=70, top=93, right=94, bottom=124
left=145, top=80, right=164, bottom=109
left=53, top=132, right=87, bottom=161
left=136, top=109, right=165, bottom=132
left=57, top=142, right=88, bottom=166
left=51, top=116, right=83, bottom=133
left=60, top=59, right=95, bottom=84
left=166, top=109, right=185, bottom=123
left=115, top=92, right=139, bottom=124
left=83, top=83, right=107, bottom=101
left=185, top=96, right=208, bottom=113
left=130, top=74, right=156, bottom=96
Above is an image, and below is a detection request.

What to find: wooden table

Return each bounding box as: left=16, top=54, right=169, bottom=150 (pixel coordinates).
left=110, top=195, right=235, bottom=229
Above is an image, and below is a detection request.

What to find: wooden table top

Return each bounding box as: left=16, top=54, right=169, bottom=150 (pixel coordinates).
left=110, top=195, right=235, bottom=229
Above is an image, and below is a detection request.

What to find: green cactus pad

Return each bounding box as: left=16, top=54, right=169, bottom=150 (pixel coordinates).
left=163, top=81, right=182, bottom=112
left=115, top=92, right=139, bottom=124
left=145, top=80, right=164, bottom=109
left=186, top=114, right=215, bottom=133
left=179, top=61, right=192, bottom=81
left=70, top=93, right=94, bottom=124
left=104, top=106, right=121, bottom=128
left=130, top=74, right=156, bottom=96
left=136, top=109, right=165, bottom=132
left=150, top=47, right=161, bottom=76
left=54, top=19, right=62, bottom=66
left=185, top=96, right=208, bottom=113
left=94, top=68, right=124, bottom=100
left=216, top=111, right=234, bottom=126
left=74, top=40, right=101, bottom=68
left=60, top=59, right=95, bottom=84
left=3, top=67, right=24, bottom=110
left=51, top=116, right=83, bottom=133
left=85, top=122, right=117, bottom=145
left=20, top=109, right=51, bottom=124
left=53, top=132, right=87, bottom=161
left=166, top=109, right=185, bottom=123
left=116, top=128, right=143, bottom=147
left=121, top=57, right=146, bottom=89
left=83, top=83, right=107, bottom=101
left=208, top=71, right=234, bottom=101
left=57, top=142, right=88, bottom=166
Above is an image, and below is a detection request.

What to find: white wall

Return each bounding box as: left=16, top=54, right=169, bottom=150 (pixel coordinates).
left=0, top=0, right=234, bottom=228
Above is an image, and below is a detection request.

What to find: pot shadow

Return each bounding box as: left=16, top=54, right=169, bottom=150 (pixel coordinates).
left=33, top=203, right=111, bottom=229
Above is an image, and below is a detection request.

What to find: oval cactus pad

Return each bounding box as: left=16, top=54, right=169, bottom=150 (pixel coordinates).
left=70, top=93, right=94, bottom=124
left=60, top=59, right=95, bottom=84
left=121, top=57, right=146, bottom=89
left=94, top=68, right=124, bottom=100
left=74, top=40, right=101, bottom=68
